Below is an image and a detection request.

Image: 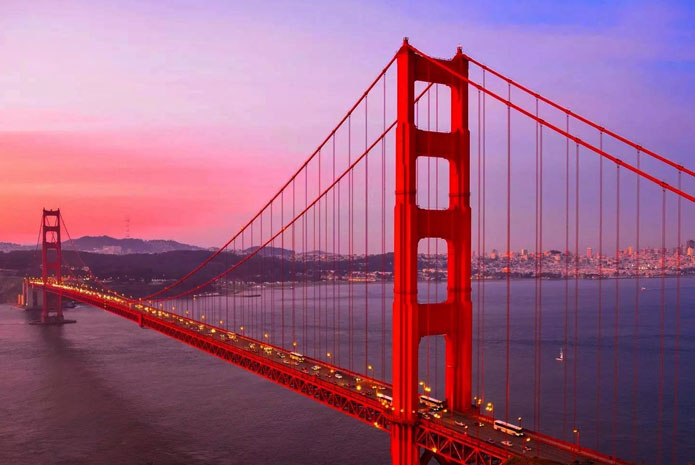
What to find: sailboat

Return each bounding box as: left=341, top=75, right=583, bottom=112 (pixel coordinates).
left=555, top=347, right=564, bottom=362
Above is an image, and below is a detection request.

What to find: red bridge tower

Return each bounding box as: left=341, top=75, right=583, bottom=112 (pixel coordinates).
left=41, top=208, right=63, bottom=323
left=392, top=39, right=471, bottom=465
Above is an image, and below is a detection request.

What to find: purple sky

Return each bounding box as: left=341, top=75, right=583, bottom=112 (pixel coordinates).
left=1, top=0, right=693, bottom=249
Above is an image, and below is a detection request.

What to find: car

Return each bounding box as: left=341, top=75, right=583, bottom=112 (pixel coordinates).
left=522, top=446, right=532, bottom=453
left=334, top=373, right=343, bottom=379
left=477, top=422, right=485, bottom=427
left=454, top=420, right=465, bottom=427
left=311, top=365, right=321, bottom=371
left=486, top=438, right=495, bottom=444
left=501, top=440, right=512, bottom=447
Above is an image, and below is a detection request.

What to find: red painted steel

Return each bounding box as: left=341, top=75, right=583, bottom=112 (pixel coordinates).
left=31, top=280, right=632, bottom=465
left=392, top=39, right=472, bottom=465
left=41, top=209, right=63, bottom=323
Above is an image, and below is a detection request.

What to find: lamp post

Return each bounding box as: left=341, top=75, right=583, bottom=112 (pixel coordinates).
left=573, top=428, right=580, bottom=452
left=485, top=402, right=494, bottom=420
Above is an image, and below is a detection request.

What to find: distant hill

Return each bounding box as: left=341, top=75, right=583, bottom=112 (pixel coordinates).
left=0, top=236, right=203, bottom=255
left=68, top=236, right=204, bottom=254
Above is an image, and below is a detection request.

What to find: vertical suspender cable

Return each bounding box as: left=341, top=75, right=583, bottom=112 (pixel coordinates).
left=435, top=83, right=440, bottom=396
left=597, top=131, right=604, bottom=450
left=573, top=142, right=580, bottom=435
left=481, top=70, right=487, bottom=405
left=658, top=187, right=666, bottom=465
left=226, top=245, right=229, bottom=331
left=320, top=150, right=326, bottom=357
left=325, top=156, right=329, bottom=361
left=365, top=94, right=369, bottom=374
left=613, top=164, right=620, bottom=458
left=333, top=134, right=337, bottom=365
left=505, top=82, right=511, bottom=424
left=476, top=88, right=482, bottom=402
left=271, top=203, right=274, bottom=343
left=381, top=72, right=387, bottom=380
left=337, top=138, right=341, bottom=366
left=632, top=150, right=640, bottom=461
left=292, top=178, right=296, bottom=349
left=304, top=167, right=308, bottom=353
left=281, top=191, right=285, bottom=347
left=564, top=114, right=570, bottom=439
left=538, top=124, right=544, bottom=441
left=534, top=97, right=540, bottom=433
left=673, top=171, right=681, bottom=465
left=426, top=86, right=432, bottom=390
left=349, top=114, right=353, bottom=370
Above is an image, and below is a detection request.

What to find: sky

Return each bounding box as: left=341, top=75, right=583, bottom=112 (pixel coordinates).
left=1, top=0, right=693, bottom=248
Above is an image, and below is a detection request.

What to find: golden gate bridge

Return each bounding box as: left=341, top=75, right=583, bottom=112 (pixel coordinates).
left=24, top=40, right=693, bottom=465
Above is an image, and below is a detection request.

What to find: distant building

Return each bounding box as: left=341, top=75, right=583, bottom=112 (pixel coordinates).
left=586, top=247, right=592, bottom=258
left=627, top=246, right=634, bottom=256
left=490, top=249, right=499, bottom=260
left=520, top=248, right=529, bottom=258
left=688, top=239, right=695, bottom=249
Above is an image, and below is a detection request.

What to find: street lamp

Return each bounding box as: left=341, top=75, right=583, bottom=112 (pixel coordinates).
left=517, top=416, right=522, bottom=428
left=367, top=364, right=374, bottom=378
left=573, top=428, right=580, bottom=451
left=485, top=402, right=494, bottom=419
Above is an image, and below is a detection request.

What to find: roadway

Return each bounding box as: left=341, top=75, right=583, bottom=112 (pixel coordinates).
left=29, top=280, right=631, bottom=465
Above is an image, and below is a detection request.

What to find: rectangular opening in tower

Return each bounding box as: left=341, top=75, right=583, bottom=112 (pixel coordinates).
left=417, top=237, right=447, bottom=304
left=416, top=156, right=449, bottom=210
left=413, top=82, right=452, bottom=133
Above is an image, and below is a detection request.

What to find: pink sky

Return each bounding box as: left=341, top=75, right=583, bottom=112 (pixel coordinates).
left=1, top=1, right=693, bottom=247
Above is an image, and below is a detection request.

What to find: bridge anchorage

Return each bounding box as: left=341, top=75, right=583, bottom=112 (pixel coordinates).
left=24, top=38, right=693, bottom=465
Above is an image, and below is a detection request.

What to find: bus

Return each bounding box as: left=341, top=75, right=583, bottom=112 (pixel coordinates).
left=493, top=420, right=524, bottom=437
left=376, top=392, right=393, bottom=405
left=419, top=395, right=446, bottom=411
left=290, top=352, right=305, bottom=363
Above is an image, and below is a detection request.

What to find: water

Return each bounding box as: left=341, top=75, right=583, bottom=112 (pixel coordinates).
left=1, top=277, right=693, bottom=464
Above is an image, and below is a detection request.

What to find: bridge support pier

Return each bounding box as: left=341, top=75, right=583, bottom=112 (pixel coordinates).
left=391, top=39, right=471, bottom=465
left=391, top=423, right=419, bottom=465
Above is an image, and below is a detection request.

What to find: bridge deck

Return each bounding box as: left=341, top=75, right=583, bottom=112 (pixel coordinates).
left=30, top=281, right=631, bottom=465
